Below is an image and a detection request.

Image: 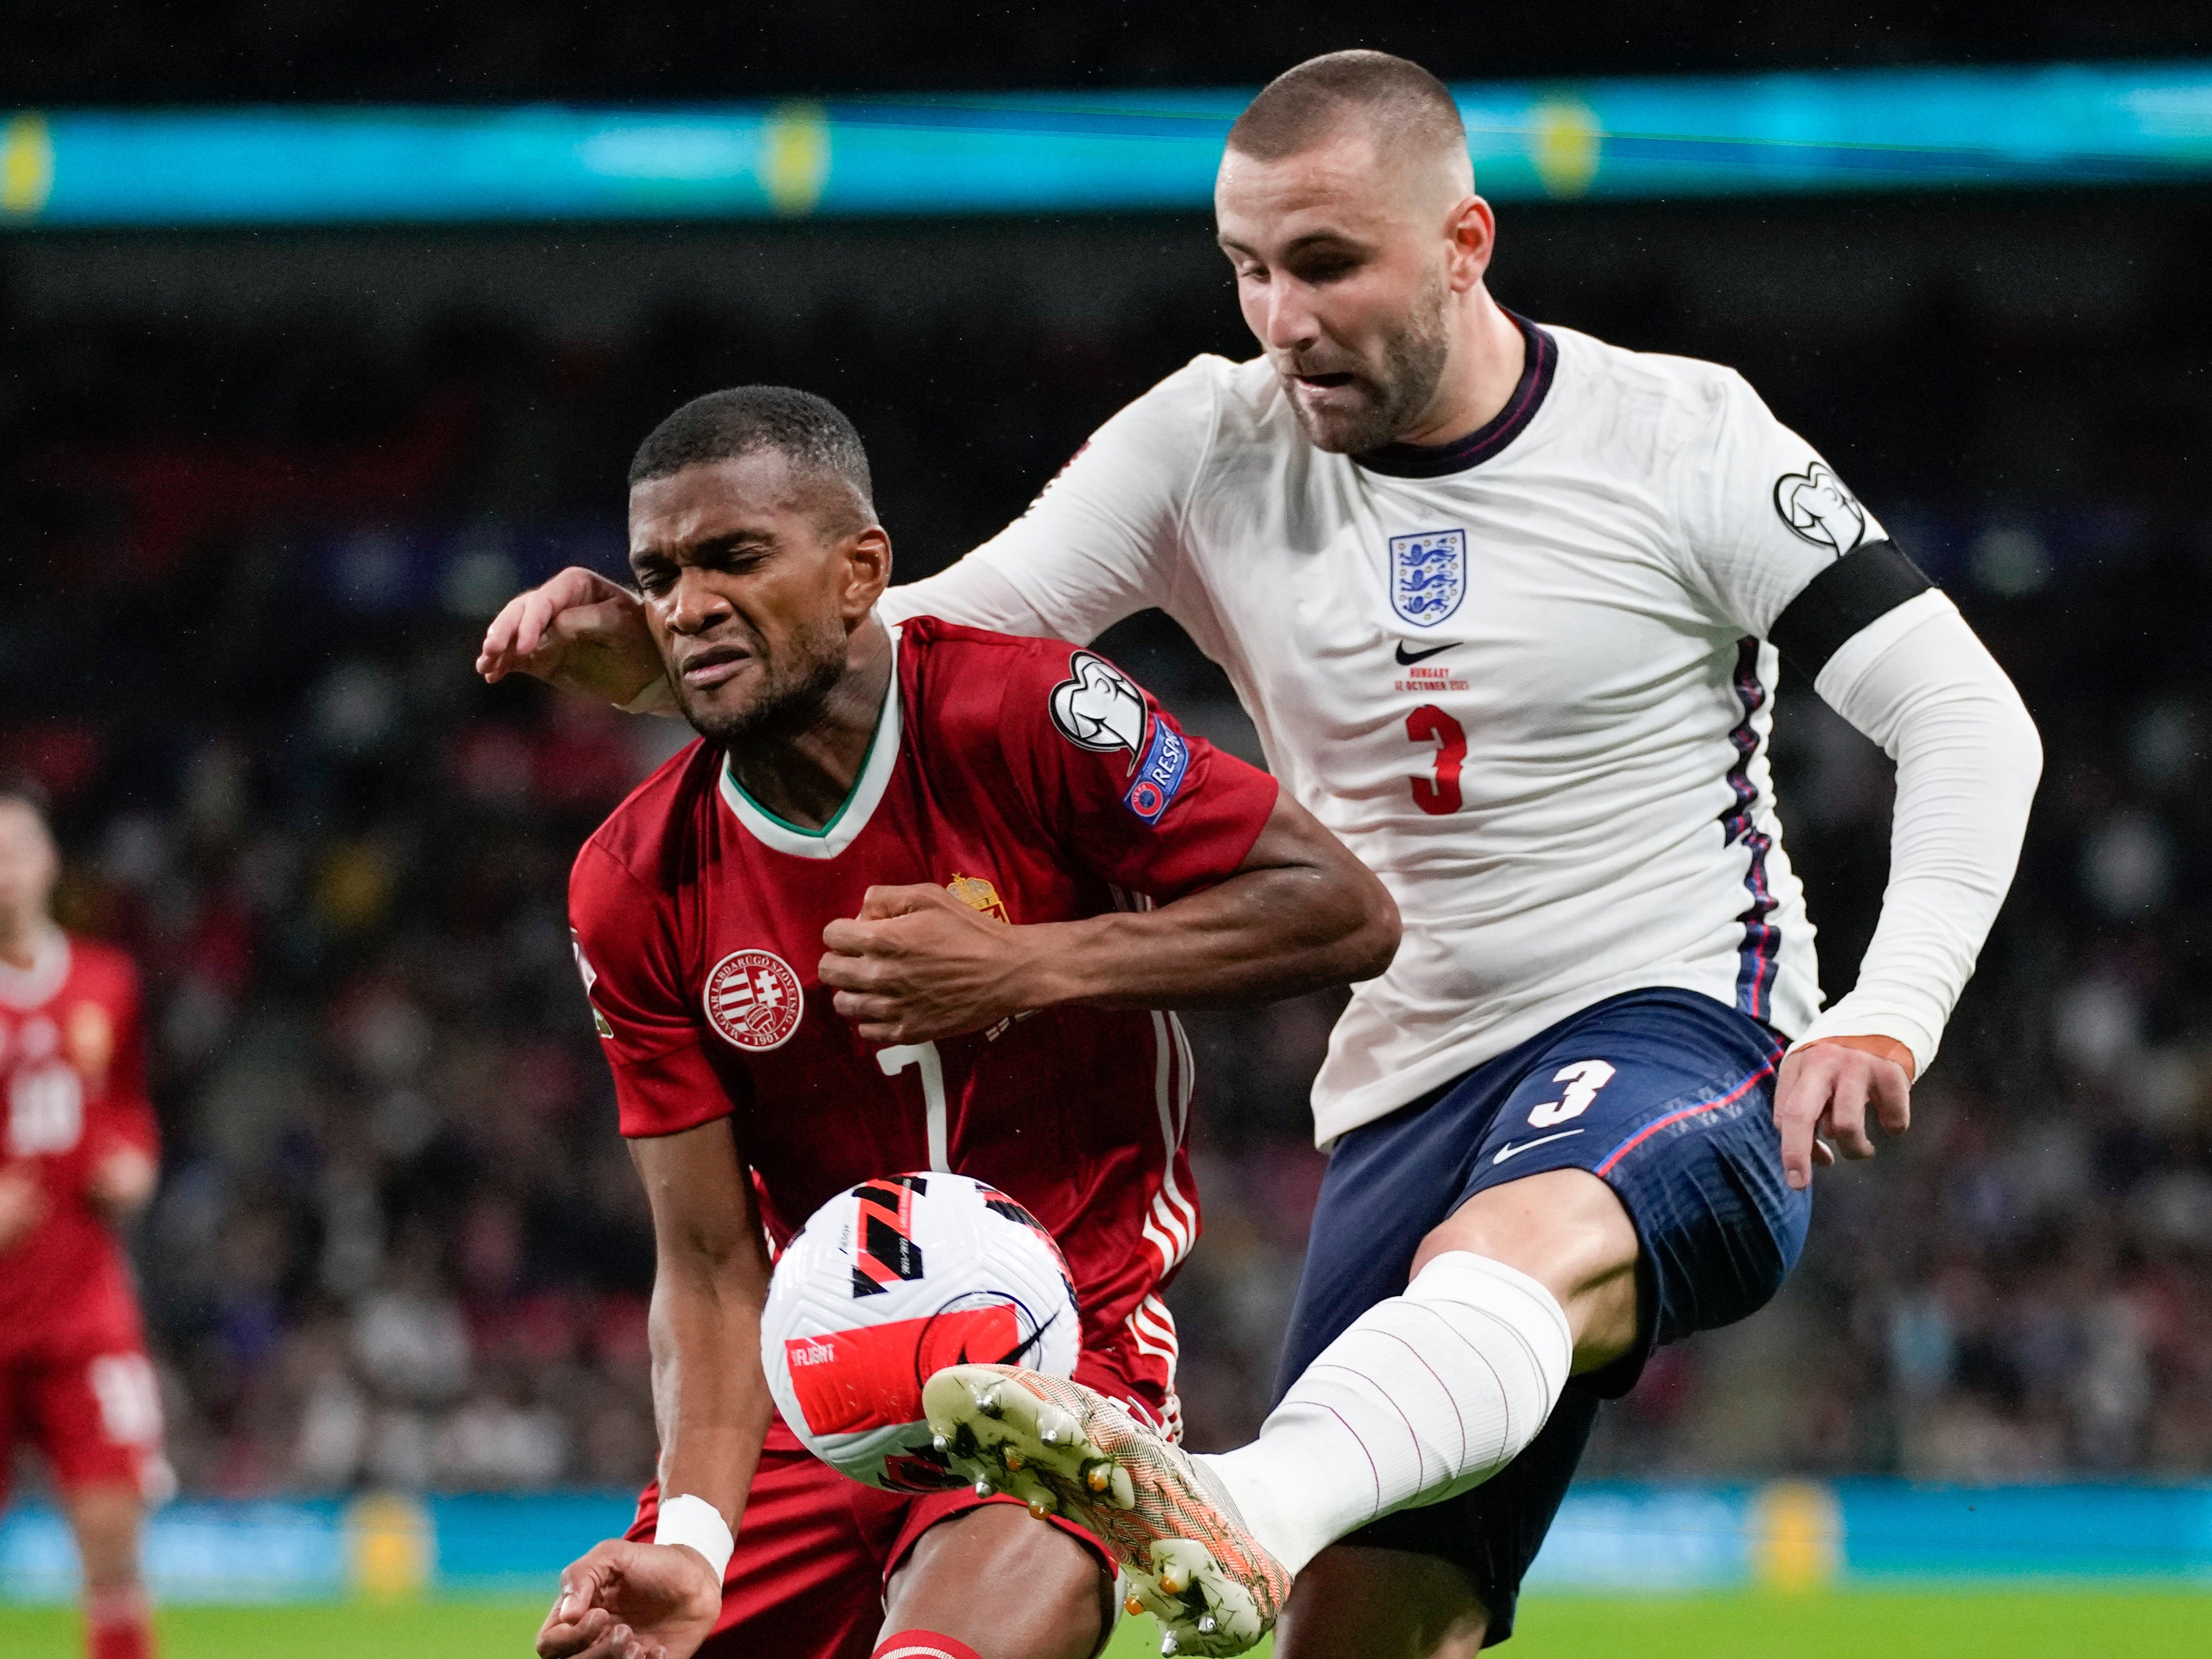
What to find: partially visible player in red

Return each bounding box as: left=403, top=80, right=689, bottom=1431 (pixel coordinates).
left=0, top=779, right=168, bottom=1659
left=529, top=388, right=1398, bottom=1659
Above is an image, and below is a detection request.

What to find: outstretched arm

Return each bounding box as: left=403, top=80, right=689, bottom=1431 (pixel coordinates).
left=820, top=789, right=1399, bottom=1044
left=480, top=365, right=1208, bottom=709
left=537, top=1118, right=773, bottom=1659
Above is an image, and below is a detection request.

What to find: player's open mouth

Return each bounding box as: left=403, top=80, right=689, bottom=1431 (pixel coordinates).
left=1296, top=372, right=1355, bottom=389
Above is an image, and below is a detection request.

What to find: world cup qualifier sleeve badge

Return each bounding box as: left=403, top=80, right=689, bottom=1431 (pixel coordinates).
left=703, top=949, right=804, bottom=1051
left=1048, top=649, right=1193, bottom=825
left=1771, top=461, right=1868, bottom=554
left=1390, top=528, right=1467, bottom=627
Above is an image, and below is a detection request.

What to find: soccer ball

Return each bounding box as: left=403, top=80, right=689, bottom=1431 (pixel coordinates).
left=761, top=1172, right=1080, bottom=1491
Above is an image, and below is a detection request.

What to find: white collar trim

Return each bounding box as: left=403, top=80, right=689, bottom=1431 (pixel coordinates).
left=717, top=623, right=902, bottom=861
left=0, top=925, right=70, bottom=1009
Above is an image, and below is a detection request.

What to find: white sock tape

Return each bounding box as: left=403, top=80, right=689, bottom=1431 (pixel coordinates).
left=653, top=1493, right=733, bottom=1584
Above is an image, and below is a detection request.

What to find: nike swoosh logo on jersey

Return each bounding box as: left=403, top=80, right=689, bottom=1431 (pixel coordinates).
left=1394, top=640, right=1461, bottom=665
left=1492, top=1128, right=1585, bottom=1164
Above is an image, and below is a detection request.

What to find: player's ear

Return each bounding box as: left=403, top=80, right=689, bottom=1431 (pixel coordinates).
left=1444, top=194, right=1494, bottom=292
left=839, top=523, right=893, bottom=618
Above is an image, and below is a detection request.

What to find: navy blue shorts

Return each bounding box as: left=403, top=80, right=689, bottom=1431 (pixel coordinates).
left=1274, top=987, right=1809, bottom=1644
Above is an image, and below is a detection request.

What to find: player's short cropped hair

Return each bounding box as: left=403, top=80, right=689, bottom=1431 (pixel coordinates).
left=628, top=386, right=876, bottom=530
left=1226, top=50, right=1465, bottom=164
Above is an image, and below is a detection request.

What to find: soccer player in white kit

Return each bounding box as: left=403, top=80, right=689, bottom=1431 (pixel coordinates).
left=478, top=51, right=2042, bottom=1659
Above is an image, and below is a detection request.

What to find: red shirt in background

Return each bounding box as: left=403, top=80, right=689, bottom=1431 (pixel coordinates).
left=0, top=931, right=158, bottom=1360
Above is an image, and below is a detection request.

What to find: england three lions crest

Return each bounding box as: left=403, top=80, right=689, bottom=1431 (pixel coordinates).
left=1390, top=530, right=1467, bottom=628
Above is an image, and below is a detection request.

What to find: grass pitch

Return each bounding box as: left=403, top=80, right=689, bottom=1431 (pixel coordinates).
left=0, top=1587, right=2202, bottom=1656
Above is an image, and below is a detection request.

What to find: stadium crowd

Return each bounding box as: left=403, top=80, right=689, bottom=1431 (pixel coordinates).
left=3, top=199, right=2209, bottom=1499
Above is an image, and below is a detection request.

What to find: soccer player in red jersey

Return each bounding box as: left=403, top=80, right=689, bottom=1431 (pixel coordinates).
left=530, top=389, right=1398, bottom=1659
left=0, top=781, right=168, bottom=1659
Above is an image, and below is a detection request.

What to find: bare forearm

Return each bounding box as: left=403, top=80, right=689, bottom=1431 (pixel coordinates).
left=1018, top=861, right=1394, bottom=1011
left=821, top=791, right=1398, bottom=1043
left=649, top=1268, right=776, bottom=1526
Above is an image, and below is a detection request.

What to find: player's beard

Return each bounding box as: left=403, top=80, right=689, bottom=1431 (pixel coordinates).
left=1285, top=269, right=1453, bottom=456
left=674, top=617, right=850, bottom=754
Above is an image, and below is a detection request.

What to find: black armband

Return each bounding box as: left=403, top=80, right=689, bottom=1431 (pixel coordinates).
left=1768, top=539, right=1935, bottom=678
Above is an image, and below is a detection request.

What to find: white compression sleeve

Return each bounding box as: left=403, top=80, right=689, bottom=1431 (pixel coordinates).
left=1797, top=590, right=2043, bottom=1073
left=1198, top=1251, right=1572, bottom=1576
left=878, top=559, right=1047, bottom=634
left=882, top=361, right=1212, bottom=645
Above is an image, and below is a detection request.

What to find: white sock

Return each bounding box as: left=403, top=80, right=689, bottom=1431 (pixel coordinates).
left=1198, top=1250, right=1573, bottom=1575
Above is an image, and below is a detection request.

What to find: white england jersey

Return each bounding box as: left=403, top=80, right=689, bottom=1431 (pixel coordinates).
left=884, top=317, right=1897, bottom=1144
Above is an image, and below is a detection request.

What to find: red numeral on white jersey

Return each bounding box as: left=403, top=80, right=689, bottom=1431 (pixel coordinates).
left=1406, top=705, right=1466, bottom=816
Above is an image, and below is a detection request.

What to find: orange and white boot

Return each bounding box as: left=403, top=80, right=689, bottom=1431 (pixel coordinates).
left=922, top=1363, right=1289, bottom=1657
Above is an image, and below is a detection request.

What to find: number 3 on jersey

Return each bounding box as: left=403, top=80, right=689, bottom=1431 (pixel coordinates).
left=877, top=1042, right=950, bottom=1172
left=1528, top=1060, right=1616, bottom=1127
left=1406, top=705, right=1466, bottom=816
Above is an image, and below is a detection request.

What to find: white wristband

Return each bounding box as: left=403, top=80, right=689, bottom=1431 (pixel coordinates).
left=653, top=1493, right=733, bottom=1584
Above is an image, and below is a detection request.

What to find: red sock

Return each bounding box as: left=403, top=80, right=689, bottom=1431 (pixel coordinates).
left=86, top=1589, right=154, bottom=1659
left=873, top=1635, right=982, bottom=1659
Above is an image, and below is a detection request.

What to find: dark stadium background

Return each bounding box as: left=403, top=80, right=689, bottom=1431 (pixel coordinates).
left=5, top=5, right=2211, bottom=1509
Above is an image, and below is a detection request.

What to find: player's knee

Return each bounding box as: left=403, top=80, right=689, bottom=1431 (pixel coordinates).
left=1418, top=1167, right=1636, bottom=1285
left=1275, top=1545, right=1486, bottom=1659
left=1414, top=1171, right=1640, bottom=1367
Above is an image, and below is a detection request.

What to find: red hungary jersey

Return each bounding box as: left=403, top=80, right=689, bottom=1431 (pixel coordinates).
left=569, top=617, right=1279, bottom=1434
left=0, top=931, right=157, bottom=1361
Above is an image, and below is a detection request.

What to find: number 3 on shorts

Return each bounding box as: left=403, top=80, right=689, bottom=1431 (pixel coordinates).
left=1527, top=1060, right=1616, bottom=1128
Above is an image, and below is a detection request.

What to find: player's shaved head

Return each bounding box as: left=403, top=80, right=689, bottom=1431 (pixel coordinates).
left=1227, top=50, right=1471, bottom=207
left=630, top=386, right=876, bottom=539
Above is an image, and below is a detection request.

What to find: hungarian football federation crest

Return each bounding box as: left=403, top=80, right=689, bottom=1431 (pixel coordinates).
left=1390, top=528, right=1467, bottom=627
left=1772, top=462, right=1867, bottom=553
left=703, top=948, right=804, bottom=1051
left=946, top=873, right=1010, bottom=923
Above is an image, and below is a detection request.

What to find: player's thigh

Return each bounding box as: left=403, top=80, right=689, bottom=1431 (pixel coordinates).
left=27, top=1349, right=164, bottom=1504
left=1449, top=988, right=1810, bottom=1388
left=1285, top=1383, right=1602, bottom=1653
left=1420, top=1166, right=1643, bottom=1367
left=884, top=1497, right=1112, bottom=1659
